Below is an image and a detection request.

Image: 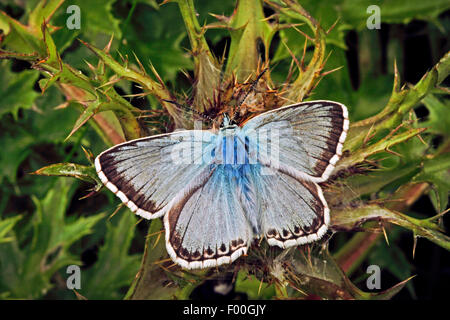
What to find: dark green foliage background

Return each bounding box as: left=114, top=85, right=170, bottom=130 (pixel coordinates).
left=0, top=0, right=448, bottom=299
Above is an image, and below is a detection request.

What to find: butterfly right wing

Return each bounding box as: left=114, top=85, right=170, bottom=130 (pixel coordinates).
left=95, top=130, right=216, bottom=219
left=249, top=165, right=329, bottom=248
left=243, top=100, right=349, bottom=182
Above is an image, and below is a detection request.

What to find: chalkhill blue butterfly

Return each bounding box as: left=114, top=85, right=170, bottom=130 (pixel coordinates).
left=95, top=100, right=349, bottom=269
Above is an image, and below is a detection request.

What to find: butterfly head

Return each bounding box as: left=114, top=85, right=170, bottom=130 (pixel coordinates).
left=220, top=113, right=238, bottom=130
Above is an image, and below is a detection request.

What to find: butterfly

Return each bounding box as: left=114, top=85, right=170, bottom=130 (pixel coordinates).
left=95, top=100, right=349, bottom=269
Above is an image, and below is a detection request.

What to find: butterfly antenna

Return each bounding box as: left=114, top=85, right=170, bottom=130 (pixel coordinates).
left=233, top=67, right=268, bottom=121
left=162, top=99, right=214, bottom=123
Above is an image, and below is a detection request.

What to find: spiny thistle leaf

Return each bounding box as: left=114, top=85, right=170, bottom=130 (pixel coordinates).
left=32, top=162, right=102, bottom=189
left=331, top=204, right=450, bottom=250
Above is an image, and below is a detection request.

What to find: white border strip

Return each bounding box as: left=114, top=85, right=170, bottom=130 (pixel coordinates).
left=94, top=156, right=165, bottom=219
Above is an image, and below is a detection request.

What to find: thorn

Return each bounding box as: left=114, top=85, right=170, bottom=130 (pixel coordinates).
left=261, top=13, right=279, bottom=22
left=122, top=92, right=151, bottom=98
left=78, top=189, right=98, bottom=200
left=326, top=18, right=340, bottom=35
left=73, top=289, right=88, bottom=300
left=282, top=40, right=302, bottom=71
left=81, top=145, right=94, bottom=163
left=320, top=50, right=334, bottom=70
left=135, top=217, right=144, bottom=226
left=84, top=59, right=97, bottom=73
left=152, top=231, right=162, bottom=249
left=148, top=60, right=165, bottom=86
left=427, top=207, right=450, bottom=225
left=104, top=34, right=114, bottom=53
left=436, top=85, right=450, bottom=94
left=384, top=123, right=405, bottom=140
left=166, top=263, right=177, bottom=270
left=385, top=147, right=403, bottom=157
left=153, top=258, right=173, bottom=265
left=96, top=77, right=122, bottom=89
left=257, top=277, right=264, bottom=296
left=117, top=50, right=126, bottom=64
left=412, top=235, right=418, bottom=259
left=132, top=51, right=146, bottom=74
left=300, top=37, right=308, bottom=71
left=146, top=229, right=164, bottom=240
left=208, top=12, right=231, bottom=23
left=54, top=102, right=69, bottom=110
left=292, top=25, right=313, bottom=42
left=363, top=123, right=376, bottom=146
left=393, top=59, right=400, bottom=92
left=108, top=204, right=124, bottom=220
left=321, top=66, right=343, bottom=77
left=381, top=223, right=390, bottom=245
left=416, top=133, right=429, bottom=146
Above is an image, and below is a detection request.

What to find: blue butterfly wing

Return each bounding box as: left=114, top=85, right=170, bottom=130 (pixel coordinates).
left=243, top=100, right=349, bottom=182
left=164, top=164, right=253, bottom=269
left=95, top=130, right=216, bottom=219
left=248, top=165, right=329, bottom=248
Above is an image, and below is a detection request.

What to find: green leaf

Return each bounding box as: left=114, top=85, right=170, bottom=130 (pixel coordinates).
left=0, top=84, right=79, bottom=183
left=0, top=179, right=104, bottom=298
left=340, top=0, right=450, bottom=28
left=420, top=94, right=450, bottom=136
left=0, top=11, right=44, bottom=54
left=0, top=61, right=40, bottom=120
left=125, top=219, right=177, bottom=300
left=71, top=0, right=122, bottom=38
left=33, top=162, right=102, bottom=188
left=0, top=215, right=22, bottom=244
left=234, top=270, right=276, bottom=299
left=28, top=0, right=64, bottom=30
left=81, top=209, right=140, bottom=299
left=413, top=153, right=450, bottom=212
left=368, top=232, right=417, bottom=298
left=0, top=129, right=34, bottom=184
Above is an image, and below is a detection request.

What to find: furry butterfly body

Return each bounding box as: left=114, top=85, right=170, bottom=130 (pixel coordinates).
left=95, top=100, right=349, bottom=269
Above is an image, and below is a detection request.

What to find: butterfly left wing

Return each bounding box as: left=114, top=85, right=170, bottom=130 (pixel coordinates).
left=164, top=165, right=254, bottom=269
left=95, top=130, right=216, bottom=219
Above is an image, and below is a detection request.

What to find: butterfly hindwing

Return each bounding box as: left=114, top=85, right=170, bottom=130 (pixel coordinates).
left=95, top=130, right=216, bottom=219
left=249, top=165, right=329, bottom=248
left=164, top=165, right=254, bottom=269
left=243, top=100, right=349, bottom=182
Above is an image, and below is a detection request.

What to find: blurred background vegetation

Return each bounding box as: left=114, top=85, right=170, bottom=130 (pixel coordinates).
left=0, top=0, right=449, bottom=300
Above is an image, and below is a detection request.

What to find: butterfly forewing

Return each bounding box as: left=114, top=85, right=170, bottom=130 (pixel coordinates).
left=95, top=130, right=216, bottom=219
left=243, top=100, right=349, bottom=182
